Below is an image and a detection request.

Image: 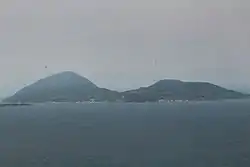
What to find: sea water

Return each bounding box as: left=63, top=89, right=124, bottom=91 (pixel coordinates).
left=0, top=100, right=250, bottom=167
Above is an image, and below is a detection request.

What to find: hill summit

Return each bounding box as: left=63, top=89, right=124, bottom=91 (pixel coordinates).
left=122, top=80, right=248, bottom=102
left=3, top=72, right=119, bottom=103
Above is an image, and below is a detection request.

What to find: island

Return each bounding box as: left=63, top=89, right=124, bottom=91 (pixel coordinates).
left=0, top=103, right=31, bottom=107
left=2, top=71, right=249, bottom=103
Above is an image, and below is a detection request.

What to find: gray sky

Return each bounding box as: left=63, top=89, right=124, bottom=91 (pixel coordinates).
left=0, top=0, right=250, bottom=96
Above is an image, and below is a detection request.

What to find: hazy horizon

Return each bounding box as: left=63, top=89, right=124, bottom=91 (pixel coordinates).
left=1, top=0, right=250, bottom=96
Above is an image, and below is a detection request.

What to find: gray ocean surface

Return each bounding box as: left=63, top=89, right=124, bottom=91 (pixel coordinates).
left=1, top=100, right=250, bottom=167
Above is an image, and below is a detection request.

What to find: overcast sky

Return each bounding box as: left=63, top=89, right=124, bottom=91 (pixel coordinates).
left=0, top=0, right=250, bottom=96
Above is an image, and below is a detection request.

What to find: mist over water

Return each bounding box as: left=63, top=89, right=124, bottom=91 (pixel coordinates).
left=0, top=100, right=250, bottom=167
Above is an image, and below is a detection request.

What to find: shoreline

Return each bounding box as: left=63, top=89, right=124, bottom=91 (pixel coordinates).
left=1, top=98, right=249, bottom=107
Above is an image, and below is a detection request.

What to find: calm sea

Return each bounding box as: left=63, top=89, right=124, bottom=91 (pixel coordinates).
left=0, top=100, right=250, bottom=167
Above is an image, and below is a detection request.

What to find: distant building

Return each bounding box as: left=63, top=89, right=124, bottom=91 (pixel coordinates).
left=158, top=99, right=166, bottom=103
left=90, top=99, right=95, bottom=103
